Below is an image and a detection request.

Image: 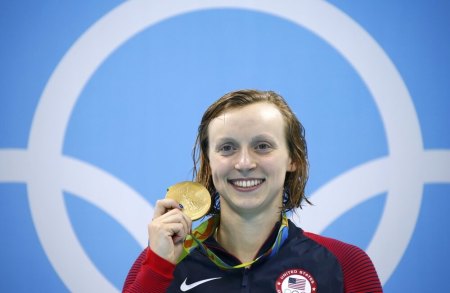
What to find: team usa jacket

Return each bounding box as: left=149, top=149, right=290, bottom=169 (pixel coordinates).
left=123, top=220, right=383, bottom=293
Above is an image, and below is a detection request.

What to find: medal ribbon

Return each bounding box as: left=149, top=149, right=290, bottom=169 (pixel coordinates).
left=178, top=213, right=289, bottom=269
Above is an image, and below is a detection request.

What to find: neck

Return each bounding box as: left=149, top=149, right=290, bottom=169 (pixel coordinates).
left=216, top=210, right=281, bottom=264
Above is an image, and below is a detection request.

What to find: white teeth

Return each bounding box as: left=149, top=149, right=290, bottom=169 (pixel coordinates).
left=233, top=179, right=262, bottom=188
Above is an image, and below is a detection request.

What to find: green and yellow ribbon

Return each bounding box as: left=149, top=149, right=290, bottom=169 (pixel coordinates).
left=178, top=214, right=289, bottom=269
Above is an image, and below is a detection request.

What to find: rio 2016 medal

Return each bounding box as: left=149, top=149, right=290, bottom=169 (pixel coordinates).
left=165, top=181, right=211, bottom=220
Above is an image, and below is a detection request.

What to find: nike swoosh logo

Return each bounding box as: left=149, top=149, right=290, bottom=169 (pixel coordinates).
left=180, top=277, right=222, bottom=291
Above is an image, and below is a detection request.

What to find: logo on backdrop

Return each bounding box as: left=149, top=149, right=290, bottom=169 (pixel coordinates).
left=1, top=0, right=449, bottom=292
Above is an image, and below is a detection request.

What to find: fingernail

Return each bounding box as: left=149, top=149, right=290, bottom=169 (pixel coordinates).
left=179, top=204, right=184, bottom=209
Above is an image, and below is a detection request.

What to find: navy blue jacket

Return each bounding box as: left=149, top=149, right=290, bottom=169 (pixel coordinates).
left=124, top=220, right=382, bottom=293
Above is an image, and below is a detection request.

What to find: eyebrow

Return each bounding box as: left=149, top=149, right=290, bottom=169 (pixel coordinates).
left=213, top=135, right=278, bottom=146
left=251, top=135, right=278, bottom=146
left=213, top=137, right=238, bottom=146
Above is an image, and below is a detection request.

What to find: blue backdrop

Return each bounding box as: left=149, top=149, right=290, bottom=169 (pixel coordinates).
left=1, top=1, right=449, bottom=292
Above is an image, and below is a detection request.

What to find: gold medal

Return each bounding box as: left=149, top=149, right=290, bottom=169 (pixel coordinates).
left=165, top=181, right=211, bottom=220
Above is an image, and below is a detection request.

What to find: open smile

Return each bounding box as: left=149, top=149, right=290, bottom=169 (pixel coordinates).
left=228, top=179, right=265, bottom=188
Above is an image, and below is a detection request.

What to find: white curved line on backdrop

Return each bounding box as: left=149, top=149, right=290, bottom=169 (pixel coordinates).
left=0, top=149, right=151, bottom=292
left=0, top=150, right=152, bottom=248
left=296, top=157, right=391, bottom=232
left=8, top=147, right=117, bottom=292
left=421, top=150, right=450, bottom=183
left=27, top=183, right=116, bottom=292
left=61, top=156, right=153, bottom=247
left=24, top=0, right=426, bottom=290
left=29, top=1, right=422, bottom=155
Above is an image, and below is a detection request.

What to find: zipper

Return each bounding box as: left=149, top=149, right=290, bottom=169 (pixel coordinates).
left=241, top=267, right=250, bottom=293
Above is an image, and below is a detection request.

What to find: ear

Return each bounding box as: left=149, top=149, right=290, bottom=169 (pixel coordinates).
left=287, top=159, right=297, bottom=172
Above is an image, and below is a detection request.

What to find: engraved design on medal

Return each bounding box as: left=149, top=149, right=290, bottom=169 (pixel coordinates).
left=166, top=182, right=211, bottom=220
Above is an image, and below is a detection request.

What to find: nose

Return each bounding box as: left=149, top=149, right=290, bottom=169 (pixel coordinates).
left=234, top=149, right=256, bottom=172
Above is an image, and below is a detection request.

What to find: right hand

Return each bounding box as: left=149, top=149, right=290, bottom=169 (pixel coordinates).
left=148, top=199, right=192, bottom=264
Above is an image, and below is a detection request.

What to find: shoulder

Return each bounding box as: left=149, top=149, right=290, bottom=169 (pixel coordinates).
left=303, top=232, right=383, bottom=293
left=303, top=232, right=366, bottom=265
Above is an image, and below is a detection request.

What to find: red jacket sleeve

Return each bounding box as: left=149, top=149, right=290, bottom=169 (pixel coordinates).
left=304, top=232, right=383, bottom=293
left=122, top=247, right=175, bottom=293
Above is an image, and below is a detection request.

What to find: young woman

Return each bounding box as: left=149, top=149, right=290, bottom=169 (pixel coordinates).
left=123, top=90, right=383, bottom=293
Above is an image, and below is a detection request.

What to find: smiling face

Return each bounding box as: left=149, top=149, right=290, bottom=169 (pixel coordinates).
left=207, top=102, right=295, bottom=217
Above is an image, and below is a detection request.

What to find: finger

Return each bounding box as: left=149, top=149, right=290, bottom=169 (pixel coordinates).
left=167, top=222, right=188, bottom=244
left=151, top=222, right=187, bottom=245
left=148, top=222, right=186, bottom=262
left=156, top=209, right=192, bottom=236
left=153, top=198, right=182, bottom=219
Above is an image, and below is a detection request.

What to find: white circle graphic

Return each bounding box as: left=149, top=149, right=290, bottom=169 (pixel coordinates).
left=1, top=0, right=450, bottom=292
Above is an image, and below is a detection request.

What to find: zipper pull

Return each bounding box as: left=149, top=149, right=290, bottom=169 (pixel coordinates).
left=241, top=268, right=249, bottom=288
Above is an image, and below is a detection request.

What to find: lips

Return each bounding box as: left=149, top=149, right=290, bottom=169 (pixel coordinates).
left=228, top=179, right=264, bottom=188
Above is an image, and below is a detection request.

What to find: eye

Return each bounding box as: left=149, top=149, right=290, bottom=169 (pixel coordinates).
left=255, top=142, right=272, bottom=152
left=218, top=144, right=236, bottom=155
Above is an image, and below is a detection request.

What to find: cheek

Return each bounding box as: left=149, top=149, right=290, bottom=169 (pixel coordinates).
left=262, top=156, right=290, bottom=172
left=209, top=156, right=227, bottom=179
left=210, top=164, right=228, bottom=192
